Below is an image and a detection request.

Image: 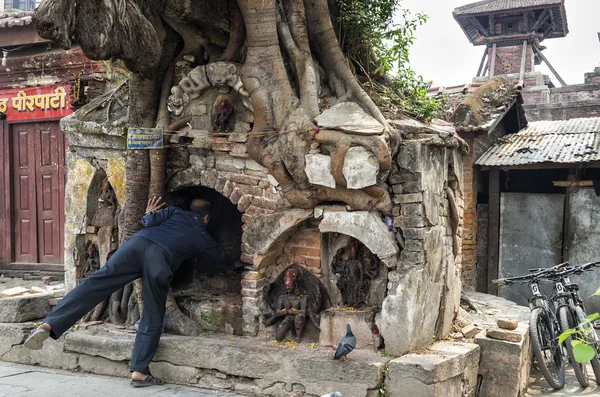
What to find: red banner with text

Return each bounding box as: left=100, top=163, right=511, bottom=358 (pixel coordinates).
left=0, top=84, right=72, bottom=121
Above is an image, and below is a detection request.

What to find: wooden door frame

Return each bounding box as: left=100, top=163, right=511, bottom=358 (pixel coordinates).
left=1, top=117, right=65, bottom=264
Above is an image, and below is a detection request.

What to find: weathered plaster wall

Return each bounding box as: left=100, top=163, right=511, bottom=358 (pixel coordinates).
left=63, top=155, right=96, bottom=291
left=60, top=115, right=127, bottom=290
left=380, top=135, right=465, bottom=355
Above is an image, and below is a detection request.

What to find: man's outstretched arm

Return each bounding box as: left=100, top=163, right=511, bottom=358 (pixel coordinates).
left=141, top=197, right=175, bottom=227
left=199, top=233, right=232, bottom=267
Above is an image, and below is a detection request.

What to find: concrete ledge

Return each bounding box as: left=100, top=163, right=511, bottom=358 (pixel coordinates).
left=385, top=341, right=480, bottom=397
left=0, top=323, right=386, bottom=397
left=467, top=292, right=532, bottom=397
left=0, top=323, right=486, bottom=397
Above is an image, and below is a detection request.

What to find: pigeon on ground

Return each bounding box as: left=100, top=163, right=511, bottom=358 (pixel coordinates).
left=320, top=392, right=342, bottom=397
left=333, top=324, right=356, bottom=360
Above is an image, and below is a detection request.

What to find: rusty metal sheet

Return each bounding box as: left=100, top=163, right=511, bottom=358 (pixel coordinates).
left=476, top=117, right=600, bottom=166
left=565, top=188, right=600, bottom=314
left=498, top=192, right=565, bottom=306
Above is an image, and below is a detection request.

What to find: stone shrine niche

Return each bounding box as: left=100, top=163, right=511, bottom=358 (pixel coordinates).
left=331, top=238, right=380, bottom=307
left=76, top=169, right=120, bottom=283
left=263, top=264, right=331, bottom=341
left=322, top=233, right=387, bottom=308
left=80, top=240, right=100, bottom=279
left=166, top=186, right=244, bottom=335
left=168, top=62, right=253, bottom=136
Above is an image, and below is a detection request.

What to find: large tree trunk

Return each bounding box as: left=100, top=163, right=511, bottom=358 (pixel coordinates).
left=33, top=0, right=396, bottom=334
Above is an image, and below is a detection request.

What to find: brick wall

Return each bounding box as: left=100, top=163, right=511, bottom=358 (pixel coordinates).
left=489, top=44, right=534, bottom=76
left=461, top=143, right=476, bottom=288
left=269, top=222, right=322, bottom=281
left=460, top=123, right=506, bottom=289
left=524, top=101, right=600, bottom=121
left=584, top=68, right=600, bottom=84
left=550, top=86, right=600, bottom=103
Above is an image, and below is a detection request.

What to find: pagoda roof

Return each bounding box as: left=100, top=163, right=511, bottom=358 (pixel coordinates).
left=454, top=0, right=568, bottom=45
left=454, top=0, right=563, bottom=16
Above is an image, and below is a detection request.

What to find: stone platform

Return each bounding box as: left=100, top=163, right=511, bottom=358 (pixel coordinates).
left=0, top=322, right=481, bottom=397
left=466, top=291, right=532, bottom=397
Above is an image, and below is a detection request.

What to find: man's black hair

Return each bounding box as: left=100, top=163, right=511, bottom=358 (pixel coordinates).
left=190, top=199, right=212, bottom=217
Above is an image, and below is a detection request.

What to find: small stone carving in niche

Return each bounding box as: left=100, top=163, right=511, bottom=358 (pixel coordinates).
left=263, top=264, right=331, bottom=341
left=80, top=240, right=100, bottom=279
left=332, top=238, right=380, bottom=307
left=91, top=179, right=118, bottom=228
left=99, top=180, right=117, bottom=208
left=212, top=95, right=235, bottom=132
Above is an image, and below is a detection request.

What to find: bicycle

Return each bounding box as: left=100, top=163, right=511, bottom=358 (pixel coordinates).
left=494, top=264, right=567, bottom=389
left=546, top=262, right=600, bottom=387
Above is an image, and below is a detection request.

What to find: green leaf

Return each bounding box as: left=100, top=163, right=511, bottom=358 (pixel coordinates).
left=586, top=313, right=600, bottom=322
left=571, top=339, right=582, bottom=347
left=573, top=342, right=597, bottom=363
left=558, top=328, right=579, bottom=345
left=579, top=312, right=600, bottom=327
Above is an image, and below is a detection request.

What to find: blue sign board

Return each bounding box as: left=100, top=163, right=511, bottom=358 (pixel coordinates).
left=127, top=128, right=164, bottom=149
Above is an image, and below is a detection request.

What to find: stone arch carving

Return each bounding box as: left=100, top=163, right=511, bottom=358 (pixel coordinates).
left=318, top=211, right=399, bottom=267
left=244, top=209, right=314, bottom=269
left=168, top=61, right=253, bottom=117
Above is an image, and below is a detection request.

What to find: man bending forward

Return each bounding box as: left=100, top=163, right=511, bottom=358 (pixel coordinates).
left=23, top=197, right=230, bottom=387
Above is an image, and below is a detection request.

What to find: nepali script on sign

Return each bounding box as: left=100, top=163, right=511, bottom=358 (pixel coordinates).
left=0, top=85, right=71, bottom=120
left=127, top=128, right=164, bottom=149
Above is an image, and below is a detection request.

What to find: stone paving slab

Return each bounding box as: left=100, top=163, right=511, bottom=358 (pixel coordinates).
left=0, top=361, right=243, bottom=397
left=526, top=363, right=600, bottom=396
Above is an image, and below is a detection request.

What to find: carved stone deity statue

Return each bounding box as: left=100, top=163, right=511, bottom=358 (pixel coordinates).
left=80, top=240, right=100, bottom=279
left=331, top=239, right=379, bottom=307
left=263, top=264, right=330, bottom=341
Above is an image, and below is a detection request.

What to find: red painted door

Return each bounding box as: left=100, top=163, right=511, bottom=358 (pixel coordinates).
left=12, top=122, right=65, bottom=264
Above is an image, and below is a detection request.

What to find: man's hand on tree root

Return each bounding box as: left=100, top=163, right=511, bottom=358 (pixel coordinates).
left=145, top=196, right=166, bottom=213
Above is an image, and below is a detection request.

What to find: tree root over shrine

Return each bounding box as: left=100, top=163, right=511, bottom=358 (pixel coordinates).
left=33, top=0, right=398, bottom=334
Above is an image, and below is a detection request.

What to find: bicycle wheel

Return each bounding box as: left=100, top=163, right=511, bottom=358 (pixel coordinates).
left=574, top=306, right=600, bottom=385
left=530, top=307, right=565, bottom=389
left=558, top=306, right=589, bottom=387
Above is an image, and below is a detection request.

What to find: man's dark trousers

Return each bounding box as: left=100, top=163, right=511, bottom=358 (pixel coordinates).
left=44, top=236, right=174, bottom=374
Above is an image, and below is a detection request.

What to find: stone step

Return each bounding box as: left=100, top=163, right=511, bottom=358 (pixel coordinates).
left=385, top=341, right=480, bottom=397
left=466, top=291, right=532, bottom=397
left=0, top=293, right=52, bottom=323
left=2, top=263, right=65, bottom=272
left=0, top=269, right=65, bottom=282
left=0, top=322, right=485, bottom=397
left=62, top=326, right=387, bottom=397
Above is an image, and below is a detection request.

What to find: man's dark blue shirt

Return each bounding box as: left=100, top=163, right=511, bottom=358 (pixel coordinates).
left=135, top=206, right=230, bottom=268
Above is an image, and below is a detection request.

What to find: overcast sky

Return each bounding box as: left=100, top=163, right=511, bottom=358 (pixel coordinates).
left=399, top=0, right=600, bottom=87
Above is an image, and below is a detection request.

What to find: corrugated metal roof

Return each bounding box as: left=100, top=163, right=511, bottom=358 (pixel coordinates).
left=454, top=0, right=563, bottom=15
left=0, top=10, right=33, bottom=28
left=476, top=117, right=600, bottom=166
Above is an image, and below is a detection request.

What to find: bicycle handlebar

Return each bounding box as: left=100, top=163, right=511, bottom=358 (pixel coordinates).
left=493, top=267, right=554, bottom=285
left=493, top=261, right=596, bottom=285
left=528, top=262, right=570, bottom=273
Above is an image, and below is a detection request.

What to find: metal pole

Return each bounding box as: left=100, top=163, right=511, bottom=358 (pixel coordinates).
left=490, top=43, right=497, bottom=77
left=533, top=43, right=567, bottom=87
left=477, top=47, right=488, bottom=77
left=519, top=40, right=528, bottom=87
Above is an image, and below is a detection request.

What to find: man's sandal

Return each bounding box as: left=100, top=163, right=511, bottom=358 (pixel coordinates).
left=130, top=375, right=165, bottom=387
left=23, top=326, right=50, bottom=350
